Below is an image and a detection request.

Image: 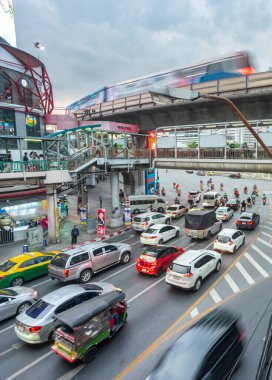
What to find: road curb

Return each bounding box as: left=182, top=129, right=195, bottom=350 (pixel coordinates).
left=66, top=227, right=132, bottom=250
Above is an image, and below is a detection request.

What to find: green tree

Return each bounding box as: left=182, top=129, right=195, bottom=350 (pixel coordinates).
left=187, top=141, right=198, bottom=149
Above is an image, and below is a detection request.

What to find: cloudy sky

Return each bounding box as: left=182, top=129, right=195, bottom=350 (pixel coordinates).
left=14, top=0, right=272, bottom=109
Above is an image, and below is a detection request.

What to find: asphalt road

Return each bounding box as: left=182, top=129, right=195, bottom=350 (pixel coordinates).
left=1, top=170, right=272, bottom=380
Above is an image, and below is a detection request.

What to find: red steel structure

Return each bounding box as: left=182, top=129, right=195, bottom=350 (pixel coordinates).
left=0, top=42, right=54, bottom=114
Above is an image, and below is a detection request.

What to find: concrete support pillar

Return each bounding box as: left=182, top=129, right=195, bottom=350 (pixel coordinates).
left=46, top=185, right=58, bottom=244
left=110, top=171, right=123, bottom=227
left=133, top=170, right=145, bottom=195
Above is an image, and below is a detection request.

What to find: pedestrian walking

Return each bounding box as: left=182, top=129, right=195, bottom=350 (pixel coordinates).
left=71, top=225, right=79, bottom=244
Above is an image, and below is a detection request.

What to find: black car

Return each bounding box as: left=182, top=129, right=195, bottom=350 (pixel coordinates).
left=226, top=198, right=240, bottom=211
left=236, top=212, right=260, bottom=230
left=229, top=173, right=241, bottom=179
left=196, top=171, right=205, bottom=176
left=186, top=170, right=194, bottom=174
left=147, top=309, right=244, bottom=380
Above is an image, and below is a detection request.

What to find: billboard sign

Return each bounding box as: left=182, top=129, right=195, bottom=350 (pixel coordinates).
left=97, top=208, right=106, bottom=236
left=0, top=0, right=16, bottom=47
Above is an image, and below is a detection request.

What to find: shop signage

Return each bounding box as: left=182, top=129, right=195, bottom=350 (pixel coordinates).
left=97, top=208, right=106, bottom=236
left=27, top=226, right=43, bottom=250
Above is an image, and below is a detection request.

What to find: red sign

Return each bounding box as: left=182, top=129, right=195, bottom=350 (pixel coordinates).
left=97, top=208, right=106, bottom=236
left=147, top=130, right=156, bottom=150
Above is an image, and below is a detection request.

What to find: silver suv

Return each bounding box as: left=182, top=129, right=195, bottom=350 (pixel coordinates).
left=48, top=242, right=131, bottom=283
left=132, top=212, right=170, bottom=232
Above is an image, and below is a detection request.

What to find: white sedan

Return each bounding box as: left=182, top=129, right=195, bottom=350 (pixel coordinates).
left=140, top=224, right=180, bottom=245
left=214, top=228, right=245, bottom=253
left=165, top=204, right=188, bottom=219
left=216, top=206, right=234, bottom=221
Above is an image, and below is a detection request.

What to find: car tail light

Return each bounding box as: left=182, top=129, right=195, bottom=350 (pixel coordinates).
left=172, top=212, right=177, bottom=215
left=214, top=239, right=218, bottom=243
left=136, top=258, right=140, bottom=263
left=183, top=272, right=193, bottom=278
left=226, top=204, right=229, bottom=207
left=236, top=221, right=241, bottom=225
left=48, top=265, right=51, bottom=270
left=185, top=228, right=189, bottom=233
left=142, top=222, right=148, bottom=226
left=228, top=241, right=233, bottom=246
left=201, top=230, right=205, bottom=236
left=149, top=236, right=157, bottom=239
left=223, top=214, right=227, bottom=217
left=29, top=326, right=42, bottom=333
left=247, top=221, right=254, bottom=225
left=64, top=269, right=70, bottom=278
left=0, top=275, right=6, bottom=279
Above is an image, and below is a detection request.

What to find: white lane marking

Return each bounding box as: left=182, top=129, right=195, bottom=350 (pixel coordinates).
left=244, top=253, right=269, bottom=278
left=183, top=242, right=195, bottom=250
left=101, top=262, right=135, bottom=282
left=0, top=342, right=24, bottom=357
left=235, top=262, right=255, bottom=285
left=34, top=278, right=51, bottom=287
left=209, top=289, right=222, bottom=304
left=261, top=231, right=272, bottom=238
left=173, top=235, right=188, bottom=244
left=252, top=245, right=272, bottom=265
left=257, top=238, right=272, bottom=249
left=224, top=273, right=240, bottom=293
left=128, top=277, right=165, bottom=303
left=118, top=234, right=135, bottom=243
left=57, top=364, right=86, bottom=380
left=263, top=226, right=272, bottom=232
left=190, top=307, right=199, bottom=318
left=6, top=351, right=53, bottom=380
left=0, top=324, right=15, bottom=334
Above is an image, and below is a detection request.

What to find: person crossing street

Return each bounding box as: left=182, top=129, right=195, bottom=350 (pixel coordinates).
left=71, top=225, right=79, bottom=245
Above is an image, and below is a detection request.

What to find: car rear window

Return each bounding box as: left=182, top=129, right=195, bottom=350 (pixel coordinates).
left=171, top=263, right=190, bottom=274
left=50, top=254, right=69, bottom=268
left=143, top=247, right=163, bottom=257
left=0, top=260, right=16, bottom=272
left=26, top=299, right=54, bottom=319
left=217, top=208, right=227, bottom=213
left=145, top=228, right=159, bottom=234
left=134, top=217, right=148, bottom=222
left=204, top=194, right=215, bottom=200
left=189, top=192, right=197, bottom=195
left=168, top=207, right=178, bottom=211
left=239, top=213, right=252, bottom=220
left=228, top=199, right=237, bottom=204
left=217, top=235, right=230, bottom=243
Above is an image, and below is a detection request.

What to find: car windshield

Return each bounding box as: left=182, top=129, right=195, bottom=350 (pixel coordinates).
left=50, top=254, right=69, bottom=268
left=145, top=228, right=159, bottom=234
left=217, top=235, right=230, bottom=243
left=134, top=217, right=148, bottom=222
left=168, top=207, right=178, bottom=211
left=26, top=299, right=54, bottom=319
left=171, top=263, right=189, bottom=274
left=0, top=260, right=16, bottom=272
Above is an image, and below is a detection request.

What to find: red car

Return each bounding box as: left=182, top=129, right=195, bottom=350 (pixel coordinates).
left=136, top=245, right=184, bottom=276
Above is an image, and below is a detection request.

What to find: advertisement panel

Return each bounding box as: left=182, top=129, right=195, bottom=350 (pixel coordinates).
left=97, top=208, right=106, bottom=236
left=0, top=0, right=16, bottom=47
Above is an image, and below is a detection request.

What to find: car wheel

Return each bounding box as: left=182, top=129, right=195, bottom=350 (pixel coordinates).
left=166, top=219, right=170, bottom=225
left=16, top=301, right=31, bottom=315
left=11, top=277, right=24, bottom=287
left=242, top=237, right=245, bottom=245
left=158, top=207, right=164, bottom=212
left=193, top=277, right=202, bottom=292
left=175, top=230, right=180, bottom=237
left=156, top=267, right=164, bottom=277
left=134, top=209, right=140, bottom=214
left=80, top=269, right=93, bottom=283
left=159, top=239, right=164, bottom=244
left=207, top=231, right=212, bottom=240
left=83, top=346, right=97, bottom=364
left=48, top=331, right=56, bottom=343
left=233, top=245, right=237, bottom=254
left=121, top=251, right=131, bottom=264
left=215, top=260, right=221, bottom=273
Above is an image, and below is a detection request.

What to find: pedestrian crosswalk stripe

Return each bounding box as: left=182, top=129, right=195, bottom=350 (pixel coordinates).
left=260, top=231, right=272, bottom=238
left=263, top=226, right=272, bottom=232
left=224, top=273, right=240, bottom=293
left=257, top=238, right=272, bottom=249
left=252, top=245, right=272, bottom=265
left=244, top=253, right=269, bottom=278
left=235, top=262, right=255, bottom=285
left=190, top=307, right=199, bottom=318
left=209, top=289, right=222, bottom=304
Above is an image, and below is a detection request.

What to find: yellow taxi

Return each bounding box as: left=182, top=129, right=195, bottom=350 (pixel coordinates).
left=207, top=171, right=216, bottom=176
left=0, top=251, right=59, bottom=288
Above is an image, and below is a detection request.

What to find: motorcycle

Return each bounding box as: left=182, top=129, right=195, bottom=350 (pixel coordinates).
left=262, top=197, right=267, bottom=205
left=247, top=201, right=252, bottom=208
left=241, top=205, right=246, bottom=212
left=244, top=188, right=248, bottom=194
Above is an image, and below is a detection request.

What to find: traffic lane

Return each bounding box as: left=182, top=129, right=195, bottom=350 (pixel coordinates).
left=0, top=222, right=262, bottom=380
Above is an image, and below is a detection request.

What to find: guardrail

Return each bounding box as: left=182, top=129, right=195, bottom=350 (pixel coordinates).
left=0, top=160, right=68, bottom=173
left=75, top=71, right=272, bottom=119
left=156, top=148, right=271, bottom=160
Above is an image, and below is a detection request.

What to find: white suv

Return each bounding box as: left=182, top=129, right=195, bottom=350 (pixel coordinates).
left=132, top=212, right=170, bottom=232
left=165, top=249, right=222, bottom=291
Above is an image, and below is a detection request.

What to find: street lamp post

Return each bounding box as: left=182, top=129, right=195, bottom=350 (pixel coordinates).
left=33, top=42, right=45, bottom=60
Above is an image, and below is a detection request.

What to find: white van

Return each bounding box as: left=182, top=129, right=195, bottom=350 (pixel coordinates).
left=203, top=191, right=221, bottom=207
left=129, top=195, right=168, bottom=214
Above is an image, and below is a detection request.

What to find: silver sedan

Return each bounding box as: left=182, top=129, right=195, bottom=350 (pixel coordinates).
left=15, top=282, right=117, bottom=344
left=0, top=287, right=38, bottom=321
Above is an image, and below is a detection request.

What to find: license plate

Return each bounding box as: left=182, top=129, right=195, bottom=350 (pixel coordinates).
left=142, top=268, right=147, bottom=272
left=172, top=275, right=180, bottom=280
left=18, top=324, right=25, bottom=332
left=242, top=222, right=246, bottom=225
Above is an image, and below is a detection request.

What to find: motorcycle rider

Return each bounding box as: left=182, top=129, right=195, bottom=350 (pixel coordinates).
left=251, top=191, right=256, bottom=204
left=262, top=193, right=267, bottom=205
left=220, top=183, right=224, bottom=192
left=247, top=196, right=252, bottom=208
left=241, top=200, right=246, bottom=212
left=174, top=197, right=180, bottom=204
left=244, top=186, right=248, bottom=194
